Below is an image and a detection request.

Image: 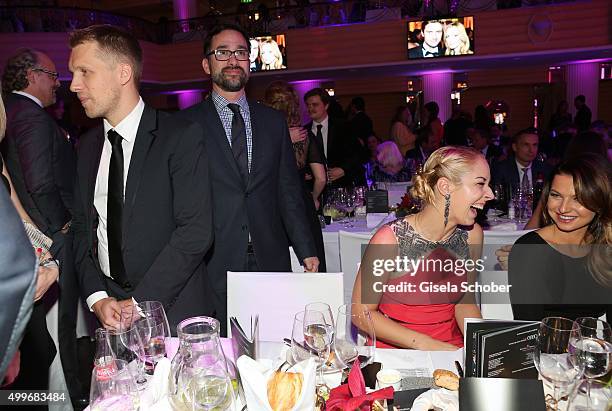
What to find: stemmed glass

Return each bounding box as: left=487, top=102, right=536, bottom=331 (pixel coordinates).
left=128, top=301, right=171, bottom=375
left=333, top=304, right=376, bottom=370
left=302, top=308, right=334, bottom=388
left=534, top=317, right=584, bottom=411
left=113, top=312, right=148, bottom=389
left=567, top=318, right=612, bottom=410
left=89, top=359, right=140, bottom=411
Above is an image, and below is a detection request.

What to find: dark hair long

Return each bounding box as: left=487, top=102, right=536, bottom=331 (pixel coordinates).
left=564, top=131, right=608, bottom=160
left=203, top=23, right=250, bottom=56
left=541, top=154, right=611, bottom=286
left=2, top=48, right=39, bottom=94
left=69, top=25, right=143, bottom=86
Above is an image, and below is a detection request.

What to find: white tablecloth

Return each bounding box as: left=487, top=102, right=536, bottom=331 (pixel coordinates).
left=322, top=215, right=529, bottom=273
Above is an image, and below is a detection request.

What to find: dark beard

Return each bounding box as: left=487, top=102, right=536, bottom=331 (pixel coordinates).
left=212, top=66, right=248, bottom=92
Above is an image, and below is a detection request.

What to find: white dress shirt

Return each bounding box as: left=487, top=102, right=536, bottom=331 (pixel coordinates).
left=12, top=90, right=43, bottom=108
left=311, top=115, right=329, bottom=158
left=515, top=158, right=533, bottom=188
left=86, top=97, right=145, bottom=310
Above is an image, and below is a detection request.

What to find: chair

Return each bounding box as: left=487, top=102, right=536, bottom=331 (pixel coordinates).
left=477, top=270, right=514, bottom=320
left=226, top=272, right=344, bottom=341
left=482, top=229, right=533, bottom=270
left=338, top=230, right=373, bottom=304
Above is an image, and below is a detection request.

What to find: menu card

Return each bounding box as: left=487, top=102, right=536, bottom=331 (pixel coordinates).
left=366, top=190, right=389, bottom=213
left=464, top=319, right=539, bottom=379
left=230, top=315, right=259, bottom=360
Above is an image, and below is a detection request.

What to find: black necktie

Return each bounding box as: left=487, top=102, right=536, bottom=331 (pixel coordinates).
left=316, top=124, right=324, bottom=156
left=227, top=103, right=249, bottom=184
left=106, top=129, right=128, bottom=288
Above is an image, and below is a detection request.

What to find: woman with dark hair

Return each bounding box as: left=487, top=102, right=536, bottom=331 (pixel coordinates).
left=509, top=154, right=611, bottom=322
left=564, top=131, right=608, bottom=161
left=549, top=100, right=572, bottom=135
left=263, top=81, right=327, bottom=271
left=422, top=101, right=443, bottom=146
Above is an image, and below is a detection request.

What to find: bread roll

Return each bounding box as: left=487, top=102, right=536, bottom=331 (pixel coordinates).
left=433, top=369, right=459, bottom=391
left=267, top=370, right=303, bottom=411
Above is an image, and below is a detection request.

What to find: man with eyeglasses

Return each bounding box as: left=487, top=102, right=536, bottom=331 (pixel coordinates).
left=1, top=48, right=77, bottom=402
left=175, top=23, right=319, bottom=335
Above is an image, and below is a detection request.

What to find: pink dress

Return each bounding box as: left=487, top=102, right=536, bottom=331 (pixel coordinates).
left=376, top=219, right=468, bottom=348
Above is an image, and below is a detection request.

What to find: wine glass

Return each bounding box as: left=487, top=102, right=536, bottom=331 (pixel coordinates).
left=89, top=359, right=140, bottom=411
left=291, top=311, right=318, bottom=364
left=567, top=379, right=612, bottom=411
left=107, top=325, right=148, bottom=389
left=534, top=317, right=585, bottom=411
left=133, top=301, right=171, bottom=375
left=333, top=304, right=376, bottom=370
left=569, top=317, right=612, bottom=410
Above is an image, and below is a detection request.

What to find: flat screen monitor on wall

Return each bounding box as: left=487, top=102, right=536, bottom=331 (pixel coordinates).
left=249, top=35, right=287, bottom=72
left=407, top=17, right=474, bottom=59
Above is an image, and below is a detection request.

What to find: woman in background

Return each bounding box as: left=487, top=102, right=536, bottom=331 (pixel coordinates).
left=444, top=22, right=473, bottom=56
left=353, top=146, right=490, bottom=350
left=422, top=101, right=444, bottom=145
left=509, top=154, right=611, bottom=321
left=390, top=105, right=416, bottom=157
left=370, top=141, right=411, bottom=183
left=263, top=81, right=326, bottom=271
left=260, top=39, right=286, bottom=70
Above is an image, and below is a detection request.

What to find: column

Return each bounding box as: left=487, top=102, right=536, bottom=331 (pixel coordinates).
left=422, top=71, right=453, bottom=123
left=177, top=91, right=204, bottom=110
left=565, top=62, right=599, bottom=120
left=173, top=0, right=202, bottom=107
left=289, top=80, right=323, bottom=124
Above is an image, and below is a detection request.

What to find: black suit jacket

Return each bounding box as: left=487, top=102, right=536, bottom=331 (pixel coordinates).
left=408, top=45, right=441, bottom=58
left=491, top=156, right=552, bottom=190
left=306, top=117, right=362, bottom=187
left=72, top=105, right=213, bottom=330
left=1, top=93, right=75, bottom=257
left=176, top=97, right=316, bottom=294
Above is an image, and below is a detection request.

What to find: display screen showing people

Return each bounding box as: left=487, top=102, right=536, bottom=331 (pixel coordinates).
left=407, top=17, right=475, bottom=59
left=249, top=35, right=287, bottom=72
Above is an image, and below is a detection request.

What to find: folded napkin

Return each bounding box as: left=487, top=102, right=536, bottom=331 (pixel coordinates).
left=236, top=355, right=316, bottom=411
left=488, top=221, right=518, bottom=231
left=410, top=388, right=458, bottom=411
left=327, top=359, right=394, bottom=411
left=139, top=357, right=172, bottom=410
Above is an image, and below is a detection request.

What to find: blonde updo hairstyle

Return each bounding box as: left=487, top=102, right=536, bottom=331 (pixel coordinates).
left=411, top=146, right=484, bottom=205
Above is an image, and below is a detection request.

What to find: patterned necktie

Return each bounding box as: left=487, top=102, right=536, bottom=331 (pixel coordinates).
left=106, top=129, right=128, bottom=287
left=521, top=167, right=531, bottom=190
left=227, top=103, right=249, bottom=184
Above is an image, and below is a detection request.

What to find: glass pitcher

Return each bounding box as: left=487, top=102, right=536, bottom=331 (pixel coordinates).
left=168, top=316, right=234, bottom=410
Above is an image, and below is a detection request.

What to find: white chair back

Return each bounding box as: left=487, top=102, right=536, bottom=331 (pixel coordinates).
left=338, top=230, right=373, bottom=304
left=482, top=229, right=533, bottom=270
left=226, top=272, right=344, bottom=341
left=478, top=270, right=514, bottom=320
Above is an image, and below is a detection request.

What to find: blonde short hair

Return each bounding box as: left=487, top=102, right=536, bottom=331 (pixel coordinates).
left=376, top=141, right=404, bottom=169
left=411, top=146, right=483, bottom=204
left=444, top=22, right=472, bottom=55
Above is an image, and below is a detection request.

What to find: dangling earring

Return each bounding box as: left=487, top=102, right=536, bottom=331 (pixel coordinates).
left=444, top=193, right=450, bottom=227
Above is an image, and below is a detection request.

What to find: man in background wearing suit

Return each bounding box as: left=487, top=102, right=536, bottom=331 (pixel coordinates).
left=1, top=48, right=79, bottom=401
left=69, top=25, right=213, bottom=332
left=177, top=23, right=318, bottom=334
left=304, top=87, right=362, bottom=188
left=491, top=128, right=552, bottom=197
left=408, top=20, right=443, bottom=58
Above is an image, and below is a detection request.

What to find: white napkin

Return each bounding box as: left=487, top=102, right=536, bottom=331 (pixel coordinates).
left=488, top=221, right=518, bottom=231
left=236, top=355, right=316, bottom=411
left=410, top=388, right=459, bottom=411
left=139, top=358, right=172, bottom=410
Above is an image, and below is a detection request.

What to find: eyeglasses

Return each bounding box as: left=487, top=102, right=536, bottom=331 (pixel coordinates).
left=206, top=49, right=250, bottom=61
left=32, top=67, right=59, bottom=81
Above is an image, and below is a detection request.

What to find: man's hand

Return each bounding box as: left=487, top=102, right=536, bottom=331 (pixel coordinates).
left=34, top=264, right=59, bottom=301
left=92, top=297, right=122, bottom=330
left=303, top=257, right=320, bottom=272
left=328, top=167, right=345, bottom=182
left=495, top=244, right=512, bottom=270
left=1, top=350, right=20, bottom=387
left=289, top=126, right=308, bottom=144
